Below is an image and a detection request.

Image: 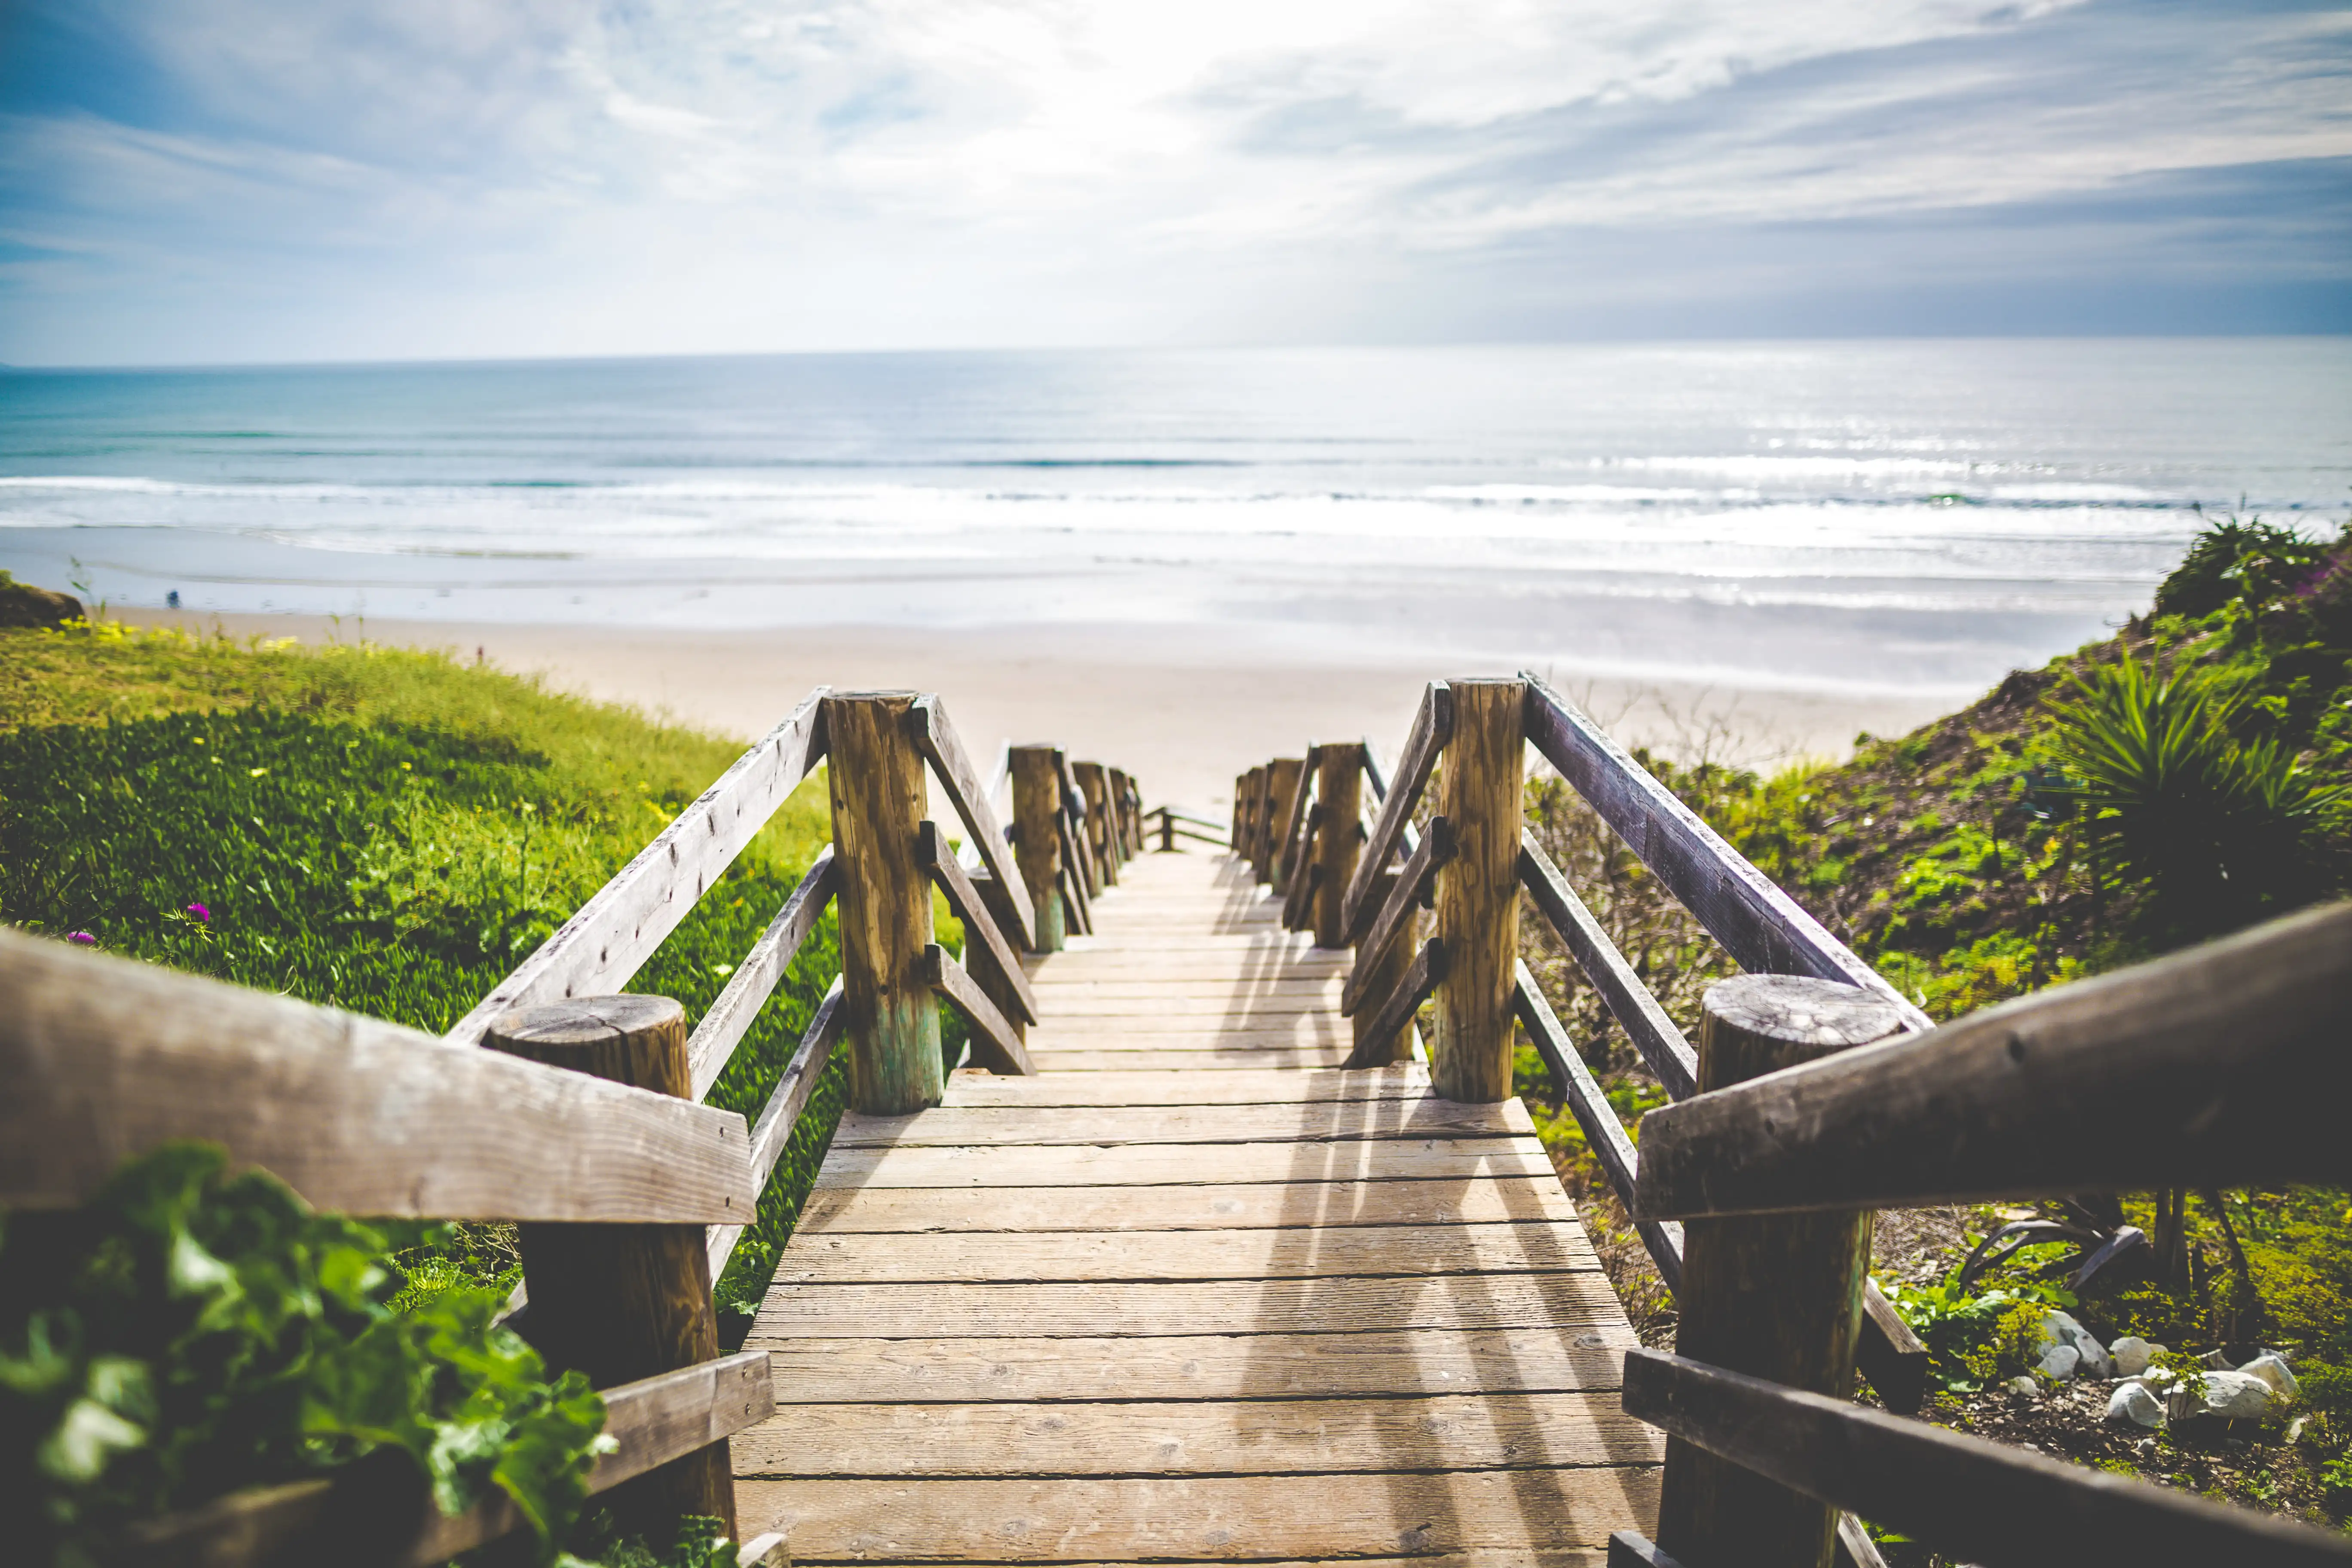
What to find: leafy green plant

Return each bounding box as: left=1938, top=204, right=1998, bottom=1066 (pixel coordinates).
left=2, top=1143, right=610, bottom=1566
left=2153, top=514, right=2336, bottom=622
left=2044, top=648, right=2342, bottom=932
left=1883, top=1268, right=2076, bottom=1395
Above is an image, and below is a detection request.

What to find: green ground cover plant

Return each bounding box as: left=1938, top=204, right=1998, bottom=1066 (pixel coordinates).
left=0, top=617, right=974, bottom=1559
left=3, top=1142, right=609, bottom=1568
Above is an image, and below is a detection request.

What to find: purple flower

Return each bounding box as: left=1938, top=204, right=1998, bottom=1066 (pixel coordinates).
left=186, top=903, right=211, bottom=923
left=68, top=931, right=96, bottom=946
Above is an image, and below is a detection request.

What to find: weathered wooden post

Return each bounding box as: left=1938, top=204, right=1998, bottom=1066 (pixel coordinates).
left=1263, top=757, right=1306, bottom=894
left=1010, top=745, right=1066, bottom=952
left=1108, top=767, right=1134, bottom=860
left=486, top=996, right=735, bottom=1541
left=1240, top=766, right=1265, bottom=869
left=1313, top=744, right=1364, bottom=949
left=1159, top=807, right=1176, bottom=853
left=824, top=691, right=942, bottom=1115
left=1352, top=870, right=1417, bottom=1064
left=1657, top=974, right=1905, bottom=1568
left=1429, top=678, right=1524, bottom=1102
left=1074, top=762, right=1118, bottom=887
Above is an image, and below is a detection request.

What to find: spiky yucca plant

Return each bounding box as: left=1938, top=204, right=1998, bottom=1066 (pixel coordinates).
left=2045, top=649, right=2341, bottom=935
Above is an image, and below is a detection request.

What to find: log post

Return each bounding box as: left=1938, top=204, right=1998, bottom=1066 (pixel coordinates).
left=1010, top=745, right=1066, bottom=953
left=1656, top=974, right=1905, bottom=1568
left=824, top=691, right=942, bottom=1115
left=1159, top=808, right=1176, bottom=853
left=1074, top=763, right=1118, bottom=887
left=1351, top=870, right=1417, bottom=1064
left=1429, top=678, right=1524, bottom=1102
left=1240, top=766, right=1265, bottom=870
left=486, top=996, right=735, bottom=1543
left=1263, top=757, right=1306, bottom=894
left=1313, top=744, right=1365, bottom=949
left=1108, top=767, right=1134, bottom=860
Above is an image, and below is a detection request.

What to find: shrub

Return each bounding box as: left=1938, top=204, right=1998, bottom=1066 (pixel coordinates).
left=2044, top=649, right=2342, bottom=932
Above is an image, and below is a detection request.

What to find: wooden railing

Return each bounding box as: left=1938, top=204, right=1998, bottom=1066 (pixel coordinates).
left=0, top=689, right=1143, bottom=1565
left=1241, top=674, right=2352, bottom=1568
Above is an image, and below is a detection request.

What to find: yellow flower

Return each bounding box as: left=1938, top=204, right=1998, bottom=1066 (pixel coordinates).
left=248, top=767, right=267, bottom=778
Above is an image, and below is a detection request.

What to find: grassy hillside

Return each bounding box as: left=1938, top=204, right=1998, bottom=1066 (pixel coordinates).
left=0, top=619, right=873, bottom=1323
left=1517, top=515, right=2352, bottom=1538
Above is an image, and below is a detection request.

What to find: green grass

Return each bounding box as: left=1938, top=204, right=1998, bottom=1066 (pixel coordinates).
left=0, top=619, right=862, bottom=1323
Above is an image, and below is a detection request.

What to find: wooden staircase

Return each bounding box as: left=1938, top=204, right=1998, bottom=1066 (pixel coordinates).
left=735, top=847, right=1661, bottom=1564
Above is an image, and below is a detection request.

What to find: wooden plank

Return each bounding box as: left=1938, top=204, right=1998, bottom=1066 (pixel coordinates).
left=925, top=944, right=1038, bottom=1077
left=1518, top=832, right=1698, bottom=1101
left=1345, top=937, right=1444, bottom=1069
left=753, top=1326, right=1632, bottom=1402
left=911, top=694, right=1037, bottom=952
left=1621, top=1350, right=2349, bottom=1568
left=1030, top=973, right=1350, bottom=993
left=1633, top=900, right=2352, bottom=1219
left=923, top=821, right=1041, bottom=1024
left=1514, top=965, right=1683, bottom=1292
left=0, top=929, right=757, bottom=1222
left=709, top=977, right=845, bottom=1279
left=938, top=1067, right=1426, bottom=1107
left=1026, top=1048, right=1355, bottom=1072
left=757, top=1273, right=1638, bottom=1338
left=686, top=848, right=837, bottom=1099
left=1342, top=680, right=1453, bottom=937
left=1342, top=816, right=1451, bottom=1007
left=825, top=1097, right=1533, bottom=1148
left=736, top=1468, right=1657, bottom=1561
left=446, top=688, right=827, bottom=1047
left=771, top=1221, right=1599, bottom=1283
left=796, top=1175, right=1583, bottom=1234
left=737, top=1393, right=1657, bottom=1477
left=810, top=1134, right=1555, bottom=1189
left=1022, top=1021, right=1352, bottom=1046
left=1023, top=994, right=1335, bottom=1018
left=1520, top=674, right=1929, bottom=1032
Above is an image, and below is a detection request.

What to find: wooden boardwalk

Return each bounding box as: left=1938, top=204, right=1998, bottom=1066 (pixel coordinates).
left=738, top=848, right=1661, bottom=1565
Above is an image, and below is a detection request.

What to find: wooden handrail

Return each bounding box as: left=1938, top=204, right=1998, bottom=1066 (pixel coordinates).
left=1341, top=815, right=1452, bottom=1010
left=920, top=821, right=1041, bottom=1025
left=1273, top=745, right=1319, bottom=886
left=1512, top=964, right=1683, bottom=1291
left=687, top=848, right=838, bottom=1099
left=1520, top=674, right=1929, bottom=1033
left=1344, top=937, right=1444, bottom=1070
left=0, top=930, right=755, bottom=1223
left=1341, top=682, right=1452, bottom=938
left=911, top=695, right=1036, bottom=952
left=446, top=689, right=828, bottom=1049
left=1621, top=1350, right=2352, bottom=1566
left=1634, top=899, right=2352, bottom=1219
left=1517, top=831, right=1698, bottom=1099
left=922, top=943, right=1037, bottom=1076
left=708, top=977, right=844, bottom=1281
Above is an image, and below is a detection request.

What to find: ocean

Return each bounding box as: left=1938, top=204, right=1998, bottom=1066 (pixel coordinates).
left=3, top=339, right=2346, bottom=699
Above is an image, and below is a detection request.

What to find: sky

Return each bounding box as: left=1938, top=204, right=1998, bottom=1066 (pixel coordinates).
left=1, top=0, right=2348, bottom=365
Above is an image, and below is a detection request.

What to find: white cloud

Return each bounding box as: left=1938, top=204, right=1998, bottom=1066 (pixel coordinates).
left=2, top=0, right=2346, bottom=360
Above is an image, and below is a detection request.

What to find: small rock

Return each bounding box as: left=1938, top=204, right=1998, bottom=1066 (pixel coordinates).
left=2107, top=1381, right=2166, bottom=1428
left=2006, top=1375, right=2040, bottom=1395
left=2199, top=1348, right=2234, bottom=1371
left=2239, top=1353, right=2300, bottom=1399
left=2038, top=1310, right=2112, bottom=1378
left=2036, top=1343, right=2082, bottom=1380
left=2110, top=1336, right=2161, bottom=1377
left=2287, top=1415, right=2310, bottom=1444
left=2199, top=1370, right=2272, bottom=1421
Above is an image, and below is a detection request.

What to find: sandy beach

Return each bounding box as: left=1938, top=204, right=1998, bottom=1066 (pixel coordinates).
left=134, top=612, right=1955, bottom=813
